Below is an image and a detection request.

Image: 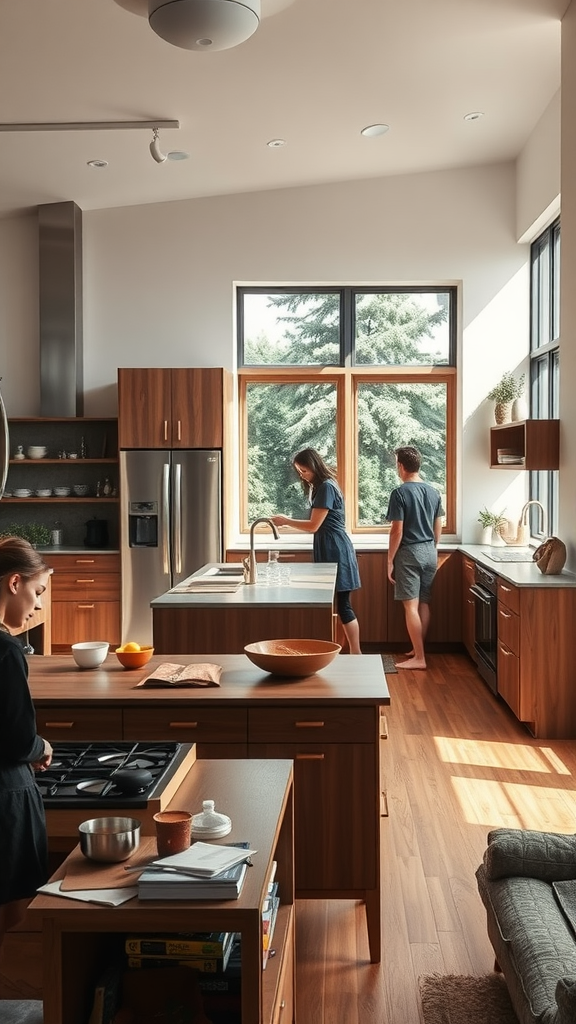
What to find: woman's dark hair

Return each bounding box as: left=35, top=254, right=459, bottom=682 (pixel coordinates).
left=0, top=536, right=49, bottom=580
left=292, top=448, right=337, bottom=497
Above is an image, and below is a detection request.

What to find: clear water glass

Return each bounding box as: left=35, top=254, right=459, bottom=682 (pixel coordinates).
left=267, top=550, right=281, bottom=585
left=278, top=565, right=291, bottom=586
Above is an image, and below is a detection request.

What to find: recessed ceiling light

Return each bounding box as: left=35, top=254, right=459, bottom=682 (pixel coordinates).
left=267, top=139, right=286, bottom=148
left=463, top=111, right=484, bottom=121
left=360, top=124, right=389, bottom=137
left=87, top=159, right=108, bottom=168
left=167, top=150, right=189, bottom=161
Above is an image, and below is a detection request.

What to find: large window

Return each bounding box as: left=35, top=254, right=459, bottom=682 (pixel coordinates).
left=238, top=287, right=457, bottom=533
left=529, top=220, right=560, bottom=537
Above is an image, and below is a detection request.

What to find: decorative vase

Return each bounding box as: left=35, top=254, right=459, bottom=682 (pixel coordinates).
left=494, top=401, right=512, bottom=425
left=481, top=526, right=492, bottom=546
left=511, top=396, right=528, bottom=422
left=491, top=527, right=506, bottom=547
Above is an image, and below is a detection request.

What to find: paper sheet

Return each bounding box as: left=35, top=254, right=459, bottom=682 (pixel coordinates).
left=37, top=879, right=138, bottom=906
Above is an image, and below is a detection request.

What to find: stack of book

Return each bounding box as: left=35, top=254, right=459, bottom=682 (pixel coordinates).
left=137, top=841, right=256, bottom=901
left=124, top=930, right=235, bottom=974
left=262, top=861, right=280, bottom=969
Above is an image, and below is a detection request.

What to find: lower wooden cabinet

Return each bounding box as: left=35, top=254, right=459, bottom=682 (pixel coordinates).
left=35, top=707, right=123, bottom=741
left=461, top=554, right=477, bottom=661
left=49, top=553, right=121, bottom=650
left=387, top=550, right=462, bottom=644
left=353, top=552, right=386, bottom=642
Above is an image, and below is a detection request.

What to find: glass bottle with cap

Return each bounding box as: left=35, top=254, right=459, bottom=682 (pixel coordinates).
left=191, top=800, right=232, bottom=840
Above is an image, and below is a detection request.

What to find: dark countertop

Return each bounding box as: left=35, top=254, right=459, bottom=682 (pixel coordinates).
left=151, top=562, right=337, bottom=610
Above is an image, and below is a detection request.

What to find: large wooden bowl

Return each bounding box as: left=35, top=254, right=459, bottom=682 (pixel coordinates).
left=243, top=639, right=341, bottom=677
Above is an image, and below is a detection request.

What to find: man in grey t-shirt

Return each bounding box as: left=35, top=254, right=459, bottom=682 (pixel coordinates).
left=385, top=446, right=444, bottom=670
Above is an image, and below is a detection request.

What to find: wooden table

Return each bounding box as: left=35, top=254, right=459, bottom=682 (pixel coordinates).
left=29, top=652, right=389, bottom=962
left=29, top=758, right=294, bottom=1024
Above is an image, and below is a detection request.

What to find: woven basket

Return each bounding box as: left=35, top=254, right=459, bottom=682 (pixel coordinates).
left=533, top=537, right=567, bottom=575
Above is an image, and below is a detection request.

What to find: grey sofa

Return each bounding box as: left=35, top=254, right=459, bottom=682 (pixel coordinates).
left=476, top=828, right=576, bottom=1024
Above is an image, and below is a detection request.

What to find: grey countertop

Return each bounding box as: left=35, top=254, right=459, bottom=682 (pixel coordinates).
left=151, top=561, right=338, bottom=609
left=458, top=544, right=576, bottom=587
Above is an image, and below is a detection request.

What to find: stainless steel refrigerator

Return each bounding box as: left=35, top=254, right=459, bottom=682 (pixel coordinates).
left=120, top=449, right=222, bottom=645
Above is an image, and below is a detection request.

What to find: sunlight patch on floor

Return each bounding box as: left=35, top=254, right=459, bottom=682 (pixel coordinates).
left=450, top=776, right=576, bottom=829
left=433, top=735, right=570, bottom=774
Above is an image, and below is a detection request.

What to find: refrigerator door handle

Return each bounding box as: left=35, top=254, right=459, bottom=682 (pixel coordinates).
left=173, top=462, right=182, bottom=575
left=162, top=462, right=171, bottom=575
left=0, top=381, right=9, bottom=499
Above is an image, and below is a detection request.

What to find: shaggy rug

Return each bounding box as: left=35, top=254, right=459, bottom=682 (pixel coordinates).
left=381, top=654, right=398, bottom=674
left=0, top=1002, right=43, bottom=1024
left=419, top=973, right=519, bottom=1024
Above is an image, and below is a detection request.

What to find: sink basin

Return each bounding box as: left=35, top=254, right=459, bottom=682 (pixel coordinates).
left=213, top=567, right=244, bottom=575
left=198, top=565, right=244, bottom=578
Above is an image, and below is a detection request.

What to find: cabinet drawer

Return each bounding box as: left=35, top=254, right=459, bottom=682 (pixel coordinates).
left=497, top=602, right=519, bottom=656
left=497, top=641, right=520, bottom=717
left=248, top=706, right=374, bottom=743
left=51, top=573, right=120, bottom=600
left=462, top=555, right=476, bottom=588
left=52, top=601, right=120, bottom=646
left=123, top=707, right=247, bottom=743
left=497, top=578, right=520, bottom=613
left=50, top=554, right=120, bottom=573
left=35, top=707, right=123, bottom=741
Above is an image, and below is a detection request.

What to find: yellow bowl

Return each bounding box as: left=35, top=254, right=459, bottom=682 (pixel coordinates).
left=243, top=638, right=341, bottom=677
left=115, top=646, right=154, bottom=669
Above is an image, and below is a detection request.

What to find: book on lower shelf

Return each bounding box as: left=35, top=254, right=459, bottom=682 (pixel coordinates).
left=125, top=931, right=230, bottom=957
left=125, top=930, right=235, bottom=974
left=262, top=861, right=280, bottom=969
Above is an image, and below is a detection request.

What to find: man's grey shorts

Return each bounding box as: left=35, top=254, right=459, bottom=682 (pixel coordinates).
left=393, top=542, right=438, bottom=602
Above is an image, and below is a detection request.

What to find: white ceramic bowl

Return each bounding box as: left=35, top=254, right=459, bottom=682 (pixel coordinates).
left=35, top=488, right=52, bottom=497
left=53, top=486, right=71, bottom=497
left=27, top=446, right=47, bottom=459
left=13, top=488, right=33, bottom=498
left=71, top=641, right=109, bottom=669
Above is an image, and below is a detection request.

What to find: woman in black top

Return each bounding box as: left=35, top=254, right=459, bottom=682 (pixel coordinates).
left=0, top=537, right=52, bottom=948
left=271, top=448, right=361, bottom=654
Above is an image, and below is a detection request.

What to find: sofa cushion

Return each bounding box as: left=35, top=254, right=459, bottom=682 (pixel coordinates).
left=480, top=874, right=576, bottom=1024
left=553, top=880, right=576, bottom=938
left=485, top=829, right=576, bottom=882
left=556, top=978, right=576, bottom=1024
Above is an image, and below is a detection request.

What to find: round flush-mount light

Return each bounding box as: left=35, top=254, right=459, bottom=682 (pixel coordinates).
left=87, top=159, right=108, bottom=168
left=464, top=111, right=484, bottom=121
left=148, top=0, right=261, bottom=52
left=267, top=138, right=286, bottom=148
left=360, top=124, right=390, bottom=138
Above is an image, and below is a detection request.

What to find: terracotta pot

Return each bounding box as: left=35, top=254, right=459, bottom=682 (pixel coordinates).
left=494, top=401, right=512, bottom=424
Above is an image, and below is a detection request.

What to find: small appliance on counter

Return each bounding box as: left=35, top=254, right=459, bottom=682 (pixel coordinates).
left=84, top=516, right=109, bottom=548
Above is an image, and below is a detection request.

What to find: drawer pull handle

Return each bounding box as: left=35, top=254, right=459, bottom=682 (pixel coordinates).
left=499, top=610, right=512, bottom=619
left=279, top=1000, right=286, bottom=1011
left=169, top=722, right=198, bottom=728
left=500, top=647, right=513, bottom=657
left=501, top=585, right=512, bottom=592
left=76, top=579, right=95, bottom=584
left=380, top=714, right=388, bottom=738
left=77, top=604, right=95, bottom=609
left=177, top=420, right=182, bottom=441
left=164, top=420, right=169, bottom=441
left=296, top=753, right=325, bottom=760
left=295, top=721, right=324, bottom=728
left=75, top=559, right=95, bottom=564
left=45, top=721, right=74, bottom=728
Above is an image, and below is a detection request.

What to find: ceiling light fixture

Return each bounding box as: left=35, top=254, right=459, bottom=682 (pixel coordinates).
left=148, top=0, right=260, bottom=52
left=360, top=124, right=390, bottom=138
left=150, top=127, right=167, bottom=163
left=463, top=111, right=484, bottom=121
left=87, top=159, right=108, bottom=169
left=267, top=139, right=286, bottom=148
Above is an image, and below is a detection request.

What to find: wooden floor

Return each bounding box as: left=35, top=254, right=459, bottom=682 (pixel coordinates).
left=294, top=651, right=576, bottom=1024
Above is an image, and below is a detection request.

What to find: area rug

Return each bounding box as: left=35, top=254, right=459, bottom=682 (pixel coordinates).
left=419, top=974, right=519, bottom=1024
left=0, top=1001, right=43, bottom=1024
left=381, top=654, right=398, bottom=674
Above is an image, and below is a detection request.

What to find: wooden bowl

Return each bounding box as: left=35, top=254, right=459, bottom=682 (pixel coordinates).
left=243, top=638, right=341, bottom=677
left=115, top=646, right=154, bottom=669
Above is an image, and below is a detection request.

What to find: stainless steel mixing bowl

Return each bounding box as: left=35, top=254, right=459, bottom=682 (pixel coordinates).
left=78, top=816, right=141, bottom=862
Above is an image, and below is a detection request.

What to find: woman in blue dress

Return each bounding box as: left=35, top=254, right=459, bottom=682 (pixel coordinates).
left=271, top=448, right=361, bottom=653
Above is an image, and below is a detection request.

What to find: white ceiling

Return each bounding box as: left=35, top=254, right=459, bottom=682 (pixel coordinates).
left=0, top=0, right=568, bottom=216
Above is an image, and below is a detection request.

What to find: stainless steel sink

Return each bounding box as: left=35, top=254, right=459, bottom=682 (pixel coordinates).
left=201, top=565, right=244, bottom=577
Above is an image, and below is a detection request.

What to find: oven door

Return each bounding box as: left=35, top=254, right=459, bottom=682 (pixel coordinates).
left=470, top=582, right=497, bottom=694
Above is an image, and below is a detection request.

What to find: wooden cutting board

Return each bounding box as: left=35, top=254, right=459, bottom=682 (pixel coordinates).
left=60, top=835, right=157, bottom=890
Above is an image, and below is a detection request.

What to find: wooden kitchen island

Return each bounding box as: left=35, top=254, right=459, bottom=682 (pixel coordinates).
left=151, top=562, right=337, bottom=654
left=28, top=651, right=389, bottom=963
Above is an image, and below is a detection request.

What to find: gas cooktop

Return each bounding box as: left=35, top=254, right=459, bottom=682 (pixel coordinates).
left=38, top=741, right=192, bottom=809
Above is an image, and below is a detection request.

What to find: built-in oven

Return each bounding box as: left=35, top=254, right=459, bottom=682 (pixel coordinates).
left=470, top=563, right=498, bottom=694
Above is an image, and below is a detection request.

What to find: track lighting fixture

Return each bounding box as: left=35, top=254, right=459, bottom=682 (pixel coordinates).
left=150, top=127, right=167, bottom=163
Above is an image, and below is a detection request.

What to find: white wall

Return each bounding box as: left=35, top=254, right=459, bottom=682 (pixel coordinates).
left=0, top=162, right=533, bottom=542
left=516, top=90, right=561, bottom=243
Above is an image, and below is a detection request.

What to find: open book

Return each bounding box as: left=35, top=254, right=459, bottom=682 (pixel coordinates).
left=135, top=662, right=222, bottom=688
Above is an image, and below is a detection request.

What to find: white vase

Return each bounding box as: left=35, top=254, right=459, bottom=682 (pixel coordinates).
left=511, top=396, right=528, bottom=422
left=491, top=527, right=506, bottom=547
left=480, top=526, right=492, bottom=546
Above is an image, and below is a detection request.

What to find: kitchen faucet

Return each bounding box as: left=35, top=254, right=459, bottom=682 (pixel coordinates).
left=519, top=500, right=547, bottom=539
left=246, top=517, right=280, bottom=584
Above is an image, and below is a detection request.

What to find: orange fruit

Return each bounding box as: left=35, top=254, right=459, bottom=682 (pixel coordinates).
left=123, top=641, right=141, bottom=652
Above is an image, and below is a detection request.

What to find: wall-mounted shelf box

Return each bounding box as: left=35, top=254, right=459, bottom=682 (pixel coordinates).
left=490, top=420, right=559, bottom=470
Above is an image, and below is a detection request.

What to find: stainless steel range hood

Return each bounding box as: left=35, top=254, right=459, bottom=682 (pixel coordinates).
left=39, top=201, right=83, bottom=417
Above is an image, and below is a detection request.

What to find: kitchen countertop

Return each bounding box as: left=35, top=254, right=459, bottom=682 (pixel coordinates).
left=151, top=561, right=337, bottom=609
left=459, top=544, right=576, bottom=587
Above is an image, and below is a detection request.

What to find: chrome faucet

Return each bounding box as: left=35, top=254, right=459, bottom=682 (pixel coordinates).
left=520, top=500, right=547, bottom=538
left=246, top=517, right=280, bottom=584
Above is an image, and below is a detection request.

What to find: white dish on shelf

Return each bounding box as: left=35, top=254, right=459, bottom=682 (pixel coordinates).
left=35, top=489, right=53, bottom=497
left=27, top=446, right=48, bottom=459
left=13, top=488, right=33, bottom=497
left=53, top=487, right=71, bottom=496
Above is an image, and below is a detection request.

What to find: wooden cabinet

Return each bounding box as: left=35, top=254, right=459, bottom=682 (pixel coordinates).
left=354, top=551, right=386, bottom=642
left=387, top=550, right=462, bottom=645
left=35, top=707, right=123, bottom=742
left=123, top=706, right=248, bottom=758
left=497, top=579, right=520, bottom=717
left=50, top=553, right=120, bottom=650
left=118, top=367, right=226, bottom=449
left=30, top=759, right=296, bottom=1024
left=461, top=554, right=477, bottom=661
left=489, top=420, right=559, bottom=469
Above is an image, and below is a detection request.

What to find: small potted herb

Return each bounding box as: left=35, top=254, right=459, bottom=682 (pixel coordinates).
left=487, top=372, right=525, bottom=424
left=477, top=507, right=507, bottom=545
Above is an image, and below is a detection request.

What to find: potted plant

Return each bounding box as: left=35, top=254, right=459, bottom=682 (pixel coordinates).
left=477, top=507, right=507, bottom=545
left=487, top=372, right=524, bottom=424
left=0, top=523, right=51, bottom=547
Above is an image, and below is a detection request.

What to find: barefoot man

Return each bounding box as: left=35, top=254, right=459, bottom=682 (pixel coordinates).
left=386, top=446, right=444, bottom=670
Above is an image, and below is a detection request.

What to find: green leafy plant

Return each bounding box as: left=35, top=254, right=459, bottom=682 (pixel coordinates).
left=487, top=371, right=525, bottom=403
left=0, top=523, right=51, bottom=547
left=477, top=507, right=507, bottom=530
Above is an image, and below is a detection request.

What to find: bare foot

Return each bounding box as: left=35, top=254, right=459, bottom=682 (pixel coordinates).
left=395, top=657, right=427, bottom=670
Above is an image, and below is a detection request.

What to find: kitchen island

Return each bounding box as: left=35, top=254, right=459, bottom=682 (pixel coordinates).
left=28, top=650, right=389, bottom=963
left=151, top=561, right=338, bottom=654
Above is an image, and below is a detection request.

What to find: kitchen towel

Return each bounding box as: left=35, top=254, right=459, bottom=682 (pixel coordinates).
left=135, top=662, right=222, bottom=688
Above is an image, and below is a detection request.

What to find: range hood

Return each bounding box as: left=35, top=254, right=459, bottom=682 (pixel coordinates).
left=39, top=200, right=83, bottom=417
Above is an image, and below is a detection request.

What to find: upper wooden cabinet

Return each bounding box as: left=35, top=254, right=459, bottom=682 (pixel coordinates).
left=118, top=368, right=226, bottom=449
left=489, top=420, right=559, bottom=470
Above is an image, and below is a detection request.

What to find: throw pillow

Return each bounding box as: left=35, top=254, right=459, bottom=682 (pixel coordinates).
left=484, top=828, right=576, bottom=882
